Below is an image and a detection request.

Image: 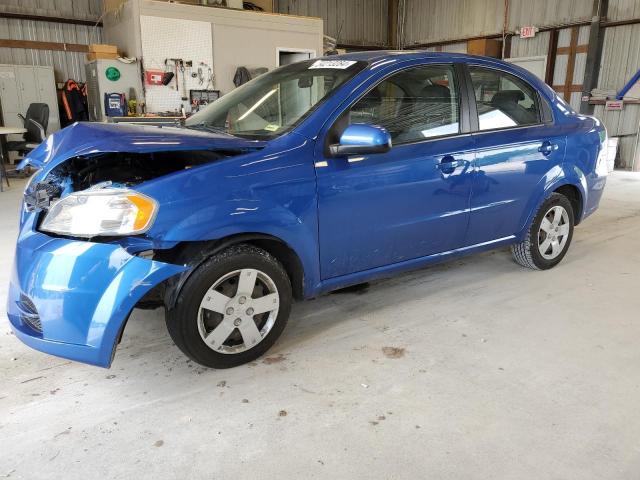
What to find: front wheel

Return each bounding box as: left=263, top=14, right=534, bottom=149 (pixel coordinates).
left=166, top=244, right=292, bottom=368
left=511, top=192, right=575, bottom=270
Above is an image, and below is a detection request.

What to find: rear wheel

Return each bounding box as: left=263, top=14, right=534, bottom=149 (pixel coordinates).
left=511, top=193, right=574, bottom=270
left=166, top=244, right=292, bottom=368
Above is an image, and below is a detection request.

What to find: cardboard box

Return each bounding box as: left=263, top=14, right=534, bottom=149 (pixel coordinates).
left=104, top=0, right=127, bottom=12
left=89, top=44, right=118, bottom=54
left=467, top=39, right=502, bottom=58
left=87, top=51, right=119, bottom=61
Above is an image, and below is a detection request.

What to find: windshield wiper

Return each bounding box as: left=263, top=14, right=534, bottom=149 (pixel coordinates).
left=184, top=123, right=229, bottom=134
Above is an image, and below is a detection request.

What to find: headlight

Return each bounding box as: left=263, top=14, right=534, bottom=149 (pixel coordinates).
left=40, top=189, right=158, bottom=237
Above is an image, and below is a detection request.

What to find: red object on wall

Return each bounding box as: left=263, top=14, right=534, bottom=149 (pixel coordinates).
left=145, top=70, right=165, bottom=85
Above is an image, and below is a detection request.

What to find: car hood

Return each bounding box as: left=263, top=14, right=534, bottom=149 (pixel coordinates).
left=19, top=122, right=266, bottom=170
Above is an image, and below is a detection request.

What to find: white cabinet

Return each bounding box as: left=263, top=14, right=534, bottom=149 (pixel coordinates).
left=0, top=66, right=21, bottom=127
left=0, top=64, right=60, bottom=135
left=34, top=67, right=60, bottom=132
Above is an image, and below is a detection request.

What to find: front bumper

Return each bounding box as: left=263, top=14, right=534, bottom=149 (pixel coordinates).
left=7, top=230, right=185, bottom=367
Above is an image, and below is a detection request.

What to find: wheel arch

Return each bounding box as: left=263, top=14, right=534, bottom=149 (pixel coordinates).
left=553, top=183, right=584, bottom=224
left=159, top=233, right=306, bottom=310
left=519, top=167, right=587, bottom=240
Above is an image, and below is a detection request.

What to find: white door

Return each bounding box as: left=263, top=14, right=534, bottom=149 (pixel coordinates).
left=277, top=49, right=315, bottom=67
left=0, top=66, right=21, bottom=126
left=16, top=66, right=39, bottom=112
left=504, top=56, right=547, bottom=81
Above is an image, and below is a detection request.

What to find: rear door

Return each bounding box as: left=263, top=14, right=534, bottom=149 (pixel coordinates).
left=464, top=65, right=566, bottom=245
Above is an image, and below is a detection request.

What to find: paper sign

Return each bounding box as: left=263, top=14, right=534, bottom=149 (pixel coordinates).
left=605, top=100, right=624, bottom=111
left=309, top=60, right=357, bottom=70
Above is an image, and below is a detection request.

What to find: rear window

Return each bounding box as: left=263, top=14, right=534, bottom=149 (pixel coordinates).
left=469, top=67, right=541, bottom=131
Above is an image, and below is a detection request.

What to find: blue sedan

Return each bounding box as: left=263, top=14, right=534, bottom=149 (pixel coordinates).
left=7, top=52, right=608, bottom=368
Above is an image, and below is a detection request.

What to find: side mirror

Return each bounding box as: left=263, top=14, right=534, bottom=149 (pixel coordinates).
left=329, top=123, right=392, bottom=157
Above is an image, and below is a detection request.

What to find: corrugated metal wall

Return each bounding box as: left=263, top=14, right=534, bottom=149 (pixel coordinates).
left=403, top=0, right=503, bottom=46
left=510, top=30, right=549, bottom=57
left=403, top=0, right=593, bottom=46
left=608, top=0, right=640, bottom=20
left=0, top=0, right=102, bottom=19
left=0, top=0, right=103, bottom=83
left=507, top=0, right=592, bottom=30
left=276, top=0, right=389, bottom=46
left=594, top=20, right=640, bottom=169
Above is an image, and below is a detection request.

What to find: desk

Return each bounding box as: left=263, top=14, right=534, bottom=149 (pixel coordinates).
left=0, top=126, right=26, bottom=192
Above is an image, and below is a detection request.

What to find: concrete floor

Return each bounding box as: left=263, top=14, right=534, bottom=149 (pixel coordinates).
left=1, top=172, right=639, bottom=479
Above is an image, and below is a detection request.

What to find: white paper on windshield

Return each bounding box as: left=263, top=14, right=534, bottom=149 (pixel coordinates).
left=308, top=60, right=357, bottom=70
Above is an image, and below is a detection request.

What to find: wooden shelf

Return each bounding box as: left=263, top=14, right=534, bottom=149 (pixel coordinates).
left=589, top=98, right=640, bottom=105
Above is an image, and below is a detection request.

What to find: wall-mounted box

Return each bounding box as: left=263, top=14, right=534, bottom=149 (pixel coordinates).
left=85, top=59, right=143, bottom=121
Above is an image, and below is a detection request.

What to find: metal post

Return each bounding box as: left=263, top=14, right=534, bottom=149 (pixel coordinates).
left=544, top=29, right=558, bottom=86
left=388, top=0, right=399, bottom=48
left=580, top=0, right=609, bottom=114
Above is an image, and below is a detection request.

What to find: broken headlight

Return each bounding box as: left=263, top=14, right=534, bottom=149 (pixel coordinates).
left=40, top=189, right=158, bottom=237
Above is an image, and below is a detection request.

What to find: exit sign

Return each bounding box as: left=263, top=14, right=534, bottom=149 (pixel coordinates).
left=520, top=26, right=536, bottom=38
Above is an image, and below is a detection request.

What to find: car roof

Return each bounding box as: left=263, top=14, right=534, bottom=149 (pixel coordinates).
left=318, top=50, right=495, bottom=64
left=316, top=50, right=554, bottom=98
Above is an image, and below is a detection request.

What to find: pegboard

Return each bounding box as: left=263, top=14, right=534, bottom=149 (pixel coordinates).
left=140, top=15, right=214, bottom=114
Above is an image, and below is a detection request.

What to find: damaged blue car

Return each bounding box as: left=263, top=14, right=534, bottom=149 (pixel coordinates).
left=7, top=52, right=608, bottom=368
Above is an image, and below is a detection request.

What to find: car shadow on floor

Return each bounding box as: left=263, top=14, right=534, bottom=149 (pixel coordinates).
left=117, top=247, right=517, bottom=372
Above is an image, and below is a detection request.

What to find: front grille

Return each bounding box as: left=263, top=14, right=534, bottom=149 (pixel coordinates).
left=16, top=294, right=42, bottom=334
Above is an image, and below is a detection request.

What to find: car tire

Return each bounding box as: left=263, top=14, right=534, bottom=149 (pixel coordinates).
left=166, top=244, right=292, bottom=368
left=511, top=192, right=575, bottom=270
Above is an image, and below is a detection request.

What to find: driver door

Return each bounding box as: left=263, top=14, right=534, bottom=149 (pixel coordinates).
left=315, top=63, right=476, bottom=279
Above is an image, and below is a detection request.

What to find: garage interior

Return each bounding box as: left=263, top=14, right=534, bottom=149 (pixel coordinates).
left=1, top=0, right=640, bottom=478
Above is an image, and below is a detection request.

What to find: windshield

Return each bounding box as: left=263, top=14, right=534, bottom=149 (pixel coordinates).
left=185, top=59, right=366, bottom=139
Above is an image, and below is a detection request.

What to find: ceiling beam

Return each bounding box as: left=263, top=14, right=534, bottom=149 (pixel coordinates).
left=0, top=12, right=101, bottom=27
left=0, top=39, right=89, bottom=53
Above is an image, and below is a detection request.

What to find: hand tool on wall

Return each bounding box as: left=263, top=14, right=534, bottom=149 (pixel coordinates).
left=206, top=66, right=214, bottom=89
left=197, top=62, right=214, bottom=89
left=166, top=58, right=183, bottom=92
left=162, top=59, right=175, bottom=86
left=181, top=61, right=192, bottom=101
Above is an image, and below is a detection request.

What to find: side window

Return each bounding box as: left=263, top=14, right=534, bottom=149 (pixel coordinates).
left=468, top=67, right=541, bottom=131
left=348, top=64, right=460, bottom=144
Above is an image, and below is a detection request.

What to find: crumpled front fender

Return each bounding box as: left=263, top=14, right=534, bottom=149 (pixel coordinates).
left=7, top=231, right=186, bottom=367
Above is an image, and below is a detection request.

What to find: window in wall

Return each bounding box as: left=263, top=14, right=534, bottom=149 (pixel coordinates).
left=348, top=64, right=460, bottom=144
left=468, top=67, right=541, bottom=131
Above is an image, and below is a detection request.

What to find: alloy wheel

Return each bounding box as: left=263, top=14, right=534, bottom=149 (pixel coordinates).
left=538, top=205, right=570, bottom=260
left=197, top=268, right=280, bottom=354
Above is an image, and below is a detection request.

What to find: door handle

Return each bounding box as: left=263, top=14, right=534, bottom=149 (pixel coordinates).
left=538, top=141, right=558, bottom=156
left=437, top=155, right=465, bottom=173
